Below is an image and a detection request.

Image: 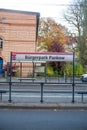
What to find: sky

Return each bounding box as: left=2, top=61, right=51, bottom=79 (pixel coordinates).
left=0, top=0, right=73, bottom=30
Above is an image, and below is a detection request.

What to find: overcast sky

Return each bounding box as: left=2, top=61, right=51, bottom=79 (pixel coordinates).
left=0, top=0, right=73, bottom=30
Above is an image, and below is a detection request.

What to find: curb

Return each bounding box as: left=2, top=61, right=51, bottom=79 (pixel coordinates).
left=0, top=102, right=59, bottom=110
left=0, top=102, right=87, bottom=110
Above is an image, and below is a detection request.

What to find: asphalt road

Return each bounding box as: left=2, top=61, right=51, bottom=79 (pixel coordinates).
left=0, top=109, right=87, bottom=130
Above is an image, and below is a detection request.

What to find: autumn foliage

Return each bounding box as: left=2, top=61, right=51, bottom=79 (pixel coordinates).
left=37, top=18, right=68, bottom=52
left=48, top=41, right=64, bottom=52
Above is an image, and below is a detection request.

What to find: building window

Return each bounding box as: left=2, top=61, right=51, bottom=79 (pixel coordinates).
left=0, top=38, right=3, bottom=48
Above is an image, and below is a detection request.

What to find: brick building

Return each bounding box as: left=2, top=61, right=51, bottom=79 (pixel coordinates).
left=0, top=9, right=40, bottom=75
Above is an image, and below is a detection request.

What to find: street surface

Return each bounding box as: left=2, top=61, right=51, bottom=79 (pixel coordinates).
left=0, top=109, right=87, bottom=130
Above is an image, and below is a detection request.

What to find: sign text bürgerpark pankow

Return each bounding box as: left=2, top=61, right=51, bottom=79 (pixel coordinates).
left=12, top=52, right=73, bottom=62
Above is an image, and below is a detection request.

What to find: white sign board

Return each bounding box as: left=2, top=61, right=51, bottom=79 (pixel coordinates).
left=12, top=52, right=73, bottom=62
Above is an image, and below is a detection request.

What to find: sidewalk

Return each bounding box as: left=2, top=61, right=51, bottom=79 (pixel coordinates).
left=0, top=101, right=87, bottom=110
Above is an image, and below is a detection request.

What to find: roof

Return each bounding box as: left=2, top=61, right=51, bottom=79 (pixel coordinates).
left=0, top=8, right=40, bottom=17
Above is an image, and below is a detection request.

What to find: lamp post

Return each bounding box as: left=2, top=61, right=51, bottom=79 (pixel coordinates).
left=69, top=33, right=77, bottom=103
left=72, top=33, right=77, bottom=103
left=72, top=50, right=75, bottom=103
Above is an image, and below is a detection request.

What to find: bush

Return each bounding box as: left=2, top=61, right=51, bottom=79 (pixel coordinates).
left=15, top=68, right=20, bottom=77
left=64, top=63, right=83, bottom=76
left=46, top=66, right=54, bottom=76
left=75, top=63, right=83, bottom=76
left=64, top=63, right=72, bottom=76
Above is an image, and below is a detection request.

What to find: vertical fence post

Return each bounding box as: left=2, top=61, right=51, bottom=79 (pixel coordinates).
left=45, top=62, right=47, bottom=83
left=40, top=83, right=43, bottom=103
left=8, top=52, right=12, bottom=102
left=20, top=62, right=22, bottom=79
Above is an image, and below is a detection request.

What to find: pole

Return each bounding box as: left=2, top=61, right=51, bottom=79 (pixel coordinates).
left=20, top=62, right=22, bottom=78
left=9, top=51, right=12, bottom=102
left=40, top=83, right=43, bottom=103
left=45, top=62, right=47, bottom=83
left=72, top=51, right=75, bottom=103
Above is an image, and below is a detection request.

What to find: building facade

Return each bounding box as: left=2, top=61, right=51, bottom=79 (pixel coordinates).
left=0, top=9, right=40, bottom=74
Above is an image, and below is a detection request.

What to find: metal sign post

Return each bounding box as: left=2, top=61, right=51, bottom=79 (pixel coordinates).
left=9, top=52, right=12, bottom=102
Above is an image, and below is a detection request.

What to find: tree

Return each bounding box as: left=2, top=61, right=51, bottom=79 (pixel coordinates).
left=47, top=41, right=65, bottom=75
left=64, top=0, right=82, bottom=35
left=64, top=0, right=87, bottom=69
left=80, top=0, right=87, bottom=67
left=48, top=41, right=64, bottom=52
left=37, top=18, right=68, bottom=52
